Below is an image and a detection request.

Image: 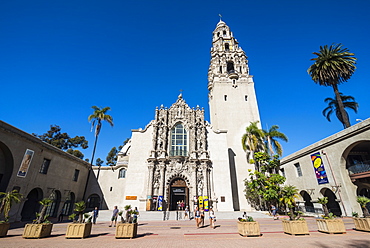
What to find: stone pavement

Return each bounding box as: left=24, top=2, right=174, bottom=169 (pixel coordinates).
left=2, top=214, right=370, bottom=248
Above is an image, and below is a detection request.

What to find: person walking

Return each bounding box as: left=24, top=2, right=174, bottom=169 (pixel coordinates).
left=58, top=209, right=64, bottom=222
left=194, top=207, right=201, bottom=228
left=109, top=206, right=119, bottom=227
left=184, top=206, right=190, bottom=220
left=92, top=207, right=99, bottom=224
left=200, top=207, right=205, bottom=227
left=209, top=207, right=216, bottom=229
left=271, top=204, right=278, bottom=220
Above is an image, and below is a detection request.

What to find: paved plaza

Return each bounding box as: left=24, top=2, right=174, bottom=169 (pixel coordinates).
left=2, top=211, right=370, bottom=248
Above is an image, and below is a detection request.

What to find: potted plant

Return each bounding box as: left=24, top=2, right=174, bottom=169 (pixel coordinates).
left=23, top=198, right=54, bottom=238
left=316, top=197, right=346, bottom=234
left=0, top=190, right=23, bottom=237
left=115, top=206, right=138, bottom=239
left=280, top=185, right=309, bottom=235
left=237, top=215, right=261, bottom=237
left=65, top=201, right=92, bottom=238
left=353, top=196, right=370, bottom=232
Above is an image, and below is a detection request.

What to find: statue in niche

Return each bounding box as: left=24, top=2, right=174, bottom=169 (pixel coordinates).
left=197, top=168, right=204, bottom=196
left=157, top=128, right=164, bottom=150
left=176, top=106, right=183, bottom=118
left=153, top=169, right=160, bottom=195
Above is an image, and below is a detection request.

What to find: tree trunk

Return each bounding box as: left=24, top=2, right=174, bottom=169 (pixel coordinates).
left=363, top=207, right=370, bottom=218
left=323, top=204, right=329, bottom=217
left=332, top=84, right=350, bottom=128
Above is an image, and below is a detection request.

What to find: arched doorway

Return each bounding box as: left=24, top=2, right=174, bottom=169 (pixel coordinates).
left=45, top=190, right=61, bottom=217
left=358, top=188, right=370, bottom=214
left=62, top=192, right=75, bottom=215
left=87, top=194, right=101, bottom=210
left=21, top=188, right=43, bottom=221
left=300, top=191, right=314, bottom=212
left=169, top=178, right=188, bottom=211
left=321, top=188, right=342, bottom=216
left=0, top=142, right=14, bottom=192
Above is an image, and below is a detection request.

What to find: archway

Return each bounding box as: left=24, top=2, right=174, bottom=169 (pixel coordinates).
left=169, top=178, right=188, bottom=211
left=300, top=191, right=314, bottom=212
left=321, top=188, right=342, bottom=216
left=46, top=190, right=61, bottom=217
left=0, top=141, right=14, bottom=192
left=87, top=194, right=101, bottom=210
left=62, top=192, right=75, bottom=215
left=21, top=188, right=43, bottom=221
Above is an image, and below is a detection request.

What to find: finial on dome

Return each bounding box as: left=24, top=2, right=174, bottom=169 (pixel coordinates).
left=219, top=14, right=222, bottom=21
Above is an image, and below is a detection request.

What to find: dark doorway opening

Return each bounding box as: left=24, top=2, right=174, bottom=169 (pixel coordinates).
left=21, top=188, right=43, bottom=221
left=169, top=178, right=188, bottom=211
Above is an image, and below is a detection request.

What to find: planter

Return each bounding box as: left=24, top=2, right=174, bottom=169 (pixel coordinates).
left=237, top=221, right=261, bottom=237
left=115, top=223, right=137, bottom=239
left=0, top=223, right=10, bottom=237
left=22, top=223, right=53, bottom=238
left=282, top=220, right=309, bottom=235
left=316, top=219, right=346, bottom=234
left=353, top=217, right=370, bottom=232
left=65, top=222, right=92, bottom=239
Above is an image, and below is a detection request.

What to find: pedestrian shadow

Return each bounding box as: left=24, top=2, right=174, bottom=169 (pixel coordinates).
left=138, top=223, right=148, bottom=226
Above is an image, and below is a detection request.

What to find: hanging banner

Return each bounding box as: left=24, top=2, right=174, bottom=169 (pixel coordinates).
left=311, top=152, right=329, bottom=185
left=203, top=196, right=209, bottom=212
left=17, top=149, right=34, bottom=178
left=198, top=196, right=203, bottom=209
left=157, top=196, right=163, bottom=211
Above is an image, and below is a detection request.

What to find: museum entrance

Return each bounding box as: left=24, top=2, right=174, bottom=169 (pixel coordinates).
left=169, top=178, right=188, bottom=211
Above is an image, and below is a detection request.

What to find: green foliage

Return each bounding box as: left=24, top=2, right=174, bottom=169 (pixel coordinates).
left=33, top=125, right=88, bottom=159
left=318, top=197, right=330, bottom=218
left=263, top=125, right=288, bottom=157
left=279, top=185, right=299, bottom=220
left=34, top=198, right=53, bottom=224
left=0, top=190, right=23, bottom=222
left=244, top=167, right=286, bottom=210
left=357, top=196, right=370, bottom=217
left=352, top=212, right=359, bottom=218
left=95, top=158, right=104, bottom=167
left=106, top=147, right=118, bottom=166
left=124, top=205, right=132, bottom=211
left=323, top=93, right=359, bottom=128
left=308, top=43, right=357, bottom=128
left=323, top=213, right=336, bottom=219
left=73, top=201, right=87, bottom=223
left=68, top=213, right=76, bottom=221
left=88, top=106, right=114, bottom=137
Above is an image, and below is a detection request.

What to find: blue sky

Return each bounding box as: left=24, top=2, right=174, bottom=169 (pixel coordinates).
left=1, top=1, right=369, bottom=165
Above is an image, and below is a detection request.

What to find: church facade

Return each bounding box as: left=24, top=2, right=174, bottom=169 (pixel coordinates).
left=93, top=20, right=261, bottom=212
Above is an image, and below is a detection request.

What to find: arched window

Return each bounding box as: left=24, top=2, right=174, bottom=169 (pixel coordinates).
left=118, top=168, right=126, bottom=179
left=223, top=30, right=226, bottom=36
left=225, top=43, right=230, bottom=51
left=170, top=124, right=188, bottom=156
left=227, top=61, right=235, bottom=73
left=45, top=190, right=61, bottom=217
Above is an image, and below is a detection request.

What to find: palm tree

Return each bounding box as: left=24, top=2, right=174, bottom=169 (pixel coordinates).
left=88, top=106, right=114, bottom=165
left=308, top=43, right=357, bottom=128
left=317, top=197, right=329, bottom=218
left=242, top=121, right=265, bottom=161
left=263, top=125, right=288, bottom=157
left=0, top=190, right=23, bottom=222
left=279, top=185, right=299, bottom=220
left=357, top=196, right=370, bottom=218
left=322, top=93, right=359, bottom=128
left=34, top=198, right=53, bottom=224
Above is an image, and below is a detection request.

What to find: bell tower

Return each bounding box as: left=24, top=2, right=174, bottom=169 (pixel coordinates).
left=208, top=19, right=261, bottom=211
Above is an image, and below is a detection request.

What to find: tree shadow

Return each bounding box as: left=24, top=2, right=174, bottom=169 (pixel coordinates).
left=89, top=232, right=110, bottom=238
left=136, top=232, right=154, bottom=238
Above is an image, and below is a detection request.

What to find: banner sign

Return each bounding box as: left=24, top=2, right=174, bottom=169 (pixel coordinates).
left=198, top=196, right=203, bottom=209
left=203, top=196, right=209, bottom=212
left=158, top=196, right=163, bottom=211
left=17, top=149, right=34, bottom=178
left=311, top=152, right=329, bottom=185
left=125, top=196, right=137, bottom=200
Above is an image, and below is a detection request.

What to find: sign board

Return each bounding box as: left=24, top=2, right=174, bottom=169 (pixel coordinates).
left=125, top=196, right=137, bottom=200
left=311, top=152, right=329, bottom=185
left=17, top=149, right=34, bottom=178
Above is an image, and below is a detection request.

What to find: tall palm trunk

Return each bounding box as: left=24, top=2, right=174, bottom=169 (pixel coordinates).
left=82, top=132, right=99, bottom=200
left=333, top=84, right=350, bottom=128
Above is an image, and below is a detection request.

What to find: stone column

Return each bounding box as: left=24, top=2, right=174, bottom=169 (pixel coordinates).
left=190, top=162, right=197, bottom=212
left=158, top=163, right=166, bottom=197
left=147, top=163, right=155, bottom=197
left=203, top=162, right=209, bottom=199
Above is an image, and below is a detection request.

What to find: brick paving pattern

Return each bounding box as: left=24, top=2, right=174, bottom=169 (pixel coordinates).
left=1, top=216, right=370, bottom=248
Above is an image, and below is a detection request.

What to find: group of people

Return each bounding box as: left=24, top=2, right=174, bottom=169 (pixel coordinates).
left=194, top=206, right=216, bottom=229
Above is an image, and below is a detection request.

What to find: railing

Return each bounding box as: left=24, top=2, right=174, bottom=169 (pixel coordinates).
left=347, top=161, right=370, bottom=175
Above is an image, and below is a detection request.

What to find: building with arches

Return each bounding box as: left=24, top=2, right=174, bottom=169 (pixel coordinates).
left=93, top=20, right=261, bottom=212
left=281, top=118, right=370, bottom=216
left=0, top=120, right=105, bottom=222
